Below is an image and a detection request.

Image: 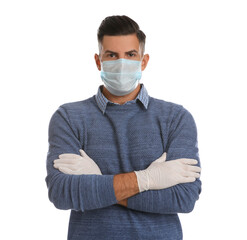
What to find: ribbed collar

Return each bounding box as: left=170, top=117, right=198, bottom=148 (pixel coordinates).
left=95, top=84, right=149, bottom=114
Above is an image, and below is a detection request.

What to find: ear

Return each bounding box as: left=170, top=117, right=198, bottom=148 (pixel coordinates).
left=94, top=54, right=101, bottom=71
left=141, top=54, right=149, bottom=71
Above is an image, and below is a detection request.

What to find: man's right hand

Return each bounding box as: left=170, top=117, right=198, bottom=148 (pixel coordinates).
left=134, top=153, right=201, bottom=192
left=53, top=149, right=102, bottom=175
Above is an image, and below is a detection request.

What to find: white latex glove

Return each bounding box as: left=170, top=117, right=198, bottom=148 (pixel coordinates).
left=53, top=149, right=102, bottom=175
left=134, top=153, right=201, bottom=192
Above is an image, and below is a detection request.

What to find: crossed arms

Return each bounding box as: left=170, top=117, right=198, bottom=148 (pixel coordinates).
left=53, top=150, right=201, bottom=207
left=46, top=106, right=202, bottom=214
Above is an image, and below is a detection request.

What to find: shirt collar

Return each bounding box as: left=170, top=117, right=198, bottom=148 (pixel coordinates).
left=95, top=84, right=149, bottom=114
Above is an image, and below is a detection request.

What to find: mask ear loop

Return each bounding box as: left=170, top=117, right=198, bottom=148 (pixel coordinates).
left=139, top=44, right=145, bottom=71
left=98, top=43, right=103, bottom=71
left=140, top=56, right=144, bottom=71
left=99, top=52, right=105, bottom=72
left=100, top=61, right=103, bottom=72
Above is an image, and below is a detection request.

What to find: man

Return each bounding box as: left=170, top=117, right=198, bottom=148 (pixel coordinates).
left=46, top=15, right=201, bottom=239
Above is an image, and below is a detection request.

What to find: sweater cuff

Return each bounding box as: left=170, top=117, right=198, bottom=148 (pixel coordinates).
left=82, top=175, right=117, bottom=211
left=127, top=192, right=150, bottom=212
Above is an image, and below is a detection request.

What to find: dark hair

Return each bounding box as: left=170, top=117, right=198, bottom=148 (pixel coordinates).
left=97, top=15, right=146, bottom=54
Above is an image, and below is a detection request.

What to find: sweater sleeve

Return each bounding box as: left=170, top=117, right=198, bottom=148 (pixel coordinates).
left=127, top=107, right=202, bottom=214
left=45, top=106, right=117, bottom=212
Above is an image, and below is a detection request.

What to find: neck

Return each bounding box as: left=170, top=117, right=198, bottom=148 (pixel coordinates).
left=102, top=84, right=141, bottom=105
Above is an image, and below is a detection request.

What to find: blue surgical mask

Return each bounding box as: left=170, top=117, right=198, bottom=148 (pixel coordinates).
left=100, top=58, right=142, bottom=96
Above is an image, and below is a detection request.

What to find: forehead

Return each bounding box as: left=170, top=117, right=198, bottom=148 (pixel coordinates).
left=101, top=34, right=140, bottom=52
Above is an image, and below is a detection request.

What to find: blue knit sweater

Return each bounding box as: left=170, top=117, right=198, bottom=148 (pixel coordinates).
left=46, top=85, right=201, bottom=240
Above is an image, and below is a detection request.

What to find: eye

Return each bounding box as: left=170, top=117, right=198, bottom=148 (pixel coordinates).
left=128, top=53, right=136, bottom=57
left=107, top=53, right=116, bottom=58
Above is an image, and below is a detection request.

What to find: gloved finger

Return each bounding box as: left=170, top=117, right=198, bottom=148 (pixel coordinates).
left=186, top=165, right=201, bottom=173
left=54, top=163, right=79, bottom=171
left=59, top=153, right=81, bottom=159
left=79, top=149, right=89, bottom=158
left=54, top=158, right=80, bottom=164
left=183, top=171, right=200, bottom=178
left=59, top=167, right=101, bottom=175
left=152, top=152, right=167, bottom=163
left=181, top=176, right=196, bottom=183
left=159, top=152, right=167, bottom=162
left=180, top=158, right=198, bottom=165
left=58, top=167, right=78, bottom=175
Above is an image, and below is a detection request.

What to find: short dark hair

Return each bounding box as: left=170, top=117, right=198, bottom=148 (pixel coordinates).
left=97, top=15, right=146, bottom=54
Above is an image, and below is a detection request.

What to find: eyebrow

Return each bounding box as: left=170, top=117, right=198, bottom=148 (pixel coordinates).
left=103, top=50, right=117, bottom=55
left=103, top=49, right=139, bottom=55
left=125, top=50, right=138, bottom=54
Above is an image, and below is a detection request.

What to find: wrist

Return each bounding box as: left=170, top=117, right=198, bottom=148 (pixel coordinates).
left=134, top=170, right=149, bottom=192
left=118, top=199, right=128, bottom=207
left=113, top=172, right=139, bottom=201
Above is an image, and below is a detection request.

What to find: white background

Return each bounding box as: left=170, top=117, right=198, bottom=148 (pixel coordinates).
left=0, top=0, right=246, bottom=239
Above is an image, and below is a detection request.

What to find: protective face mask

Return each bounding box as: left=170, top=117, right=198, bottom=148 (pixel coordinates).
left=100, top=58, right=142, bottom=96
